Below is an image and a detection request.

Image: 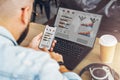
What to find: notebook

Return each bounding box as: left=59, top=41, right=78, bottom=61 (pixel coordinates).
left=53, top=7, right=102, bottom=70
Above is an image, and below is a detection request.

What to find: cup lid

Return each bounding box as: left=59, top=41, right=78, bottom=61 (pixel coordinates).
left=99, top=34, right=117, bottom=46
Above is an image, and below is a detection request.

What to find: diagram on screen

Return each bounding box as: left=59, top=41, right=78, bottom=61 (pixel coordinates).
left=78, top=15, right=98, bottom=37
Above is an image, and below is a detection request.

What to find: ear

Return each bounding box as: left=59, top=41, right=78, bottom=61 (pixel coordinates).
left=21, top=6, right=30, bottom=24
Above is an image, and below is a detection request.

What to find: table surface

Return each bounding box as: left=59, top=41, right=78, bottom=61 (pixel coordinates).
left=21, top=23, right=120, bottom=79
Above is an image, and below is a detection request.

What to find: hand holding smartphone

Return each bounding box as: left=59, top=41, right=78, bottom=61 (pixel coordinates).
left=39, top=25, right=57, bottom=50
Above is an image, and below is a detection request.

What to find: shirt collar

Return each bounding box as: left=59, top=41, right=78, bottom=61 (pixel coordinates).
left=0, top=26, right=18, bottom=46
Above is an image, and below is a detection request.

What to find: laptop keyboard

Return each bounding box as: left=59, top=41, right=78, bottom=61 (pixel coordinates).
left=54, top=37, right=86, bottom=58
left=54, top=37, right=92, bottom=70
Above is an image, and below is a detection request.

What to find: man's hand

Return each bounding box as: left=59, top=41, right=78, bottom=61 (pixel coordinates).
left=49, top=52, right=70, bottom=72
left=28, top=34, right=69, bottom=72
left=49, top=52, right=63, bottom=62
left=28, top=32, right=57, bottom=51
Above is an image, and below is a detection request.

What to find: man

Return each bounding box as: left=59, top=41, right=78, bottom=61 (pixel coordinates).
left=0, top=0, right=82, bottom=80
left=31, top=0, right=50, bottom=22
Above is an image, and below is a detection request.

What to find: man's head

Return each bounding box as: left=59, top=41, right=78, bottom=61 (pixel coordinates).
left=0, top=0, right=34, bottom=44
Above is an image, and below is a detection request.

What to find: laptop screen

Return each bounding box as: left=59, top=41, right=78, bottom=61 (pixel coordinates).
left=54, top=7, right=102, bottom=47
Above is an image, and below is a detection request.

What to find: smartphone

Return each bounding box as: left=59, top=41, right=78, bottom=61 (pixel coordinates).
left=39, top=25, right=57, bottom=50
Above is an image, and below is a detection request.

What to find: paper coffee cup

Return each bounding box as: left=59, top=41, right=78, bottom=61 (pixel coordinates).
left=99, top=34, right=117, bottom=63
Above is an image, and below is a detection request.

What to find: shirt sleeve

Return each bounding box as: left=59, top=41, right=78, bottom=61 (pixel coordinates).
left=0, top=45, right=82, bottom=80
left=63, top=72, right=82, bottom=80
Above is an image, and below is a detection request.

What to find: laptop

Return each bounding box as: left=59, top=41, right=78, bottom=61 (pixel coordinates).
left=53, top=7, right=102, bottom=70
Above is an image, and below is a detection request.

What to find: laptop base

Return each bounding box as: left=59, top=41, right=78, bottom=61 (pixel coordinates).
left=54, top=37, right=92, bottom=70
